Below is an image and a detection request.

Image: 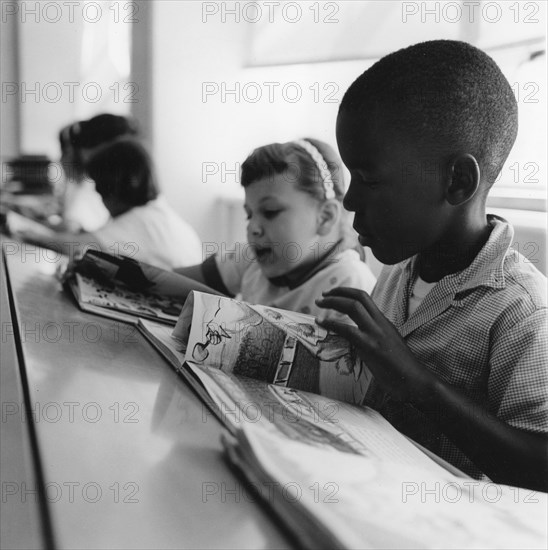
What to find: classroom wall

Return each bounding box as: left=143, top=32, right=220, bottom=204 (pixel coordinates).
left=11, top=0, right=132, bottom=159
left=16, top=11, right=85, bottom=156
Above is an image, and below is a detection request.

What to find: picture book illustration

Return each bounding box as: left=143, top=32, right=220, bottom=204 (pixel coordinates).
left=66, top=249, right=221, bottom=325
left=173, top=291, right=373, bottom=404
left=74, top=273, right=184, bottom=324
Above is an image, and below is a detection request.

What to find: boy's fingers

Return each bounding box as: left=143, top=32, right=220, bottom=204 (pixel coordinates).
left=322, top=286, right=369, bottom=301
left=322, top=286, right=383, bottom=321
left=316, top=316, right=364, bottom=346
left=315, top=295, right=374, bottom=331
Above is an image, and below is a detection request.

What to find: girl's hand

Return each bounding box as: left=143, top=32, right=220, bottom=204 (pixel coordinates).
left=315, top=287, right=434, bottom=403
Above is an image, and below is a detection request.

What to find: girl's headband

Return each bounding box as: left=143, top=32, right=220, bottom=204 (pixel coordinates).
left=294, top=139, right=336, bottom=200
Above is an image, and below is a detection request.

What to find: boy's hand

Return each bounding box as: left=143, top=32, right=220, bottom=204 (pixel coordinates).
left=315, top=287, right=433, bottom=403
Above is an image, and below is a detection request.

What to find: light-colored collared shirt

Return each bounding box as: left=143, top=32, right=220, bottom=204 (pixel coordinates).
left=369, top=215, right=548, bottom=478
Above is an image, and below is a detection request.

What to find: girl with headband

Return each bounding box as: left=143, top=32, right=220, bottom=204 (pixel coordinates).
left=172, top=137, right=376, bottom=316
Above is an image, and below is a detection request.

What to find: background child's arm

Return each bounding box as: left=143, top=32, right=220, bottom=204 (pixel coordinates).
left=174, top=256, right=237, bottom=298
left=139, top=265, right=223, bottom=299
left=173, top=264, right=207, bottom=285
left=316, top=287, right=548, bottom=492
left=12, top=226, right=101, bottom=260
left=73, top=252, right=224, bottom=301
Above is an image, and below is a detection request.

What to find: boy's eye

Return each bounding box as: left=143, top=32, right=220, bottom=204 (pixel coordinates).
left=351, top=171, right=379, bottom=188
left=354, top=175, right=379, bottom=188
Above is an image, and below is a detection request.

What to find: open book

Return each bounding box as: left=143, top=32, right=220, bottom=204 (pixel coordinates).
left=65, top=249, right=219, bottom=325
left=139, top=290, right=548, bottom=549
left=139, top=291, right=460, bottom=471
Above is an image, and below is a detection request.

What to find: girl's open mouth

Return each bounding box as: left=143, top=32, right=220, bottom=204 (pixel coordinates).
left=254, top=246, right=275, bottom=264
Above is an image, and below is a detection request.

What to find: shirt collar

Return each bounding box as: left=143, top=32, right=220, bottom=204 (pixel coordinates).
left=268, top=239, right=343, bottom=290
left=401, top=215, right=513, bottom=295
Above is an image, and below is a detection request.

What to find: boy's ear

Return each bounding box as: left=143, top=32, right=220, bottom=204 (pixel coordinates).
left=317, top=200, right=340, bottom=236
left=446, top=154, right=481, bottom=205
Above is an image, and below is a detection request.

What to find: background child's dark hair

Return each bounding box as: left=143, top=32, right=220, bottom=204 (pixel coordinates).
left=59, top=114, right=139, bottom=182
left=241, top=138, right=362, bottom=255
left=71, top=114, right=139, bottom=150
left=85, top=139, right=159, bottom=207
left=340, top=39, right=518, bottom=189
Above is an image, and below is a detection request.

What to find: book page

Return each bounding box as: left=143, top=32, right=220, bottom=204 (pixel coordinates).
left=174, top=291, right=373, bottom=405
left=232, top=426, right=548, bottom=550
left=186, top=363, right=454, bottom=477
left=69, top=278, right=138, bottom=325
left=138, top=318, right=187, bottom=368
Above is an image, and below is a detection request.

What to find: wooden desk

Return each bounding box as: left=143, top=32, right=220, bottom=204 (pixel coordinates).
left=1, top=240, right=292, bottom=549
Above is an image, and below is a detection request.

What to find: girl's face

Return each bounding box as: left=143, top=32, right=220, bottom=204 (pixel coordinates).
left=244, top=172, right=324, bottom=279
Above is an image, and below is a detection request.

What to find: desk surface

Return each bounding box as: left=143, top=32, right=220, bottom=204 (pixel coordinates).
left=2, top=241, right=292, bottom=549
left=1, top=249, right=43, bottom=550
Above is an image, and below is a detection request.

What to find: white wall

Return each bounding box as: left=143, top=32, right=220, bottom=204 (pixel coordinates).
left=15, top=9, right=84, bottom=156
left=12, top=0, right=131, bottom=159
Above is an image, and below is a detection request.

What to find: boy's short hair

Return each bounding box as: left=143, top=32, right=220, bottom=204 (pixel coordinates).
left=85, top=139, right=159, bottom=207
left=340, top=40, right=518, bottom=186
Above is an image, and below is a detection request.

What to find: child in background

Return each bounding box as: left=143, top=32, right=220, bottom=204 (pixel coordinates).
left=17, top=139, right=203, bottom=270
left=173, top=138, right=376, bottom=316
left=59, top=113, right=138, bottom=232
left=316, top=40, right=547, bottom=491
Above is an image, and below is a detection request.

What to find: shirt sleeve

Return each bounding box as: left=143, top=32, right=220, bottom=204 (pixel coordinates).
left=206, top=247, right=253, bottom=297
left=488, top=307, right=548, bottom=433
left=201, top=255, right=233, bottom=296
left=329, top=250, right=377, bottom=294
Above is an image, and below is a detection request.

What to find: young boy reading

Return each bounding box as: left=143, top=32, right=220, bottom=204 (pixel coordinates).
left=316, top=40, right=547, bottom=491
